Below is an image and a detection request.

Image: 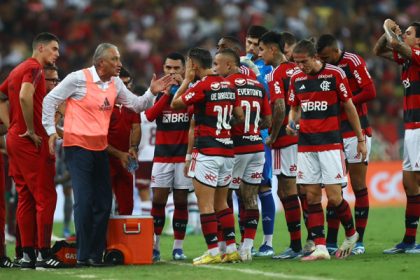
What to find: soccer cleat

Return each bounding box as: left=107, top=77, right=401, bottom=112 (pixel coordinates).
left=351, top=242, right=366, bottom=255
left=326, top=243, right=339, bottom=256
left=383, top=242, right=416, bottom=254
left=36, top=257, right=72, bottom=269
left=301, top=246, right=330, bottom=261
left=221, top=251, right=241, bottom=263
left=272, top=248, right=303, bottom=260
left=303, top=240, right=316, bottom=256
left=152, top=249, right=161, bottom=262
left=254, top=242, right=274, bottom=257
left=250, top=247, right=257, bottom=256
left=0, top=256, right=14, bottom=268
left=172, top=249, right=187, bottom=260
left=336, top=232, right=359, bottom=259
left=192, top=252, right=222, bottom=265
left=405, top=244, right=420, bottom=254
left=20, top=258, right=36, bottom=270
left=239, top=248, right=252, bottom=262
left=13, top=257, right=22, bottom=268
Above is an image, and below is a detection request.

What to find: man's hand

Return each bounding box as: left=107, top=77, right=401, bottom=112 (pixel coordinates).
left=128, top=146, right=138, bottom=160
left=184, top=59, right=196, bottom=83
left=357, top=140, right=368, bottom=163
left=265, top=135, right=274, bottom=148
left=184, top=160, right=191, bottom=178
left=20, top=130, right=42, bottom=148
left=48, top=133, right=59, bottom=155
left=150, top=74, right=176, bottom=95
left=119, top=151, right=131, bottom=168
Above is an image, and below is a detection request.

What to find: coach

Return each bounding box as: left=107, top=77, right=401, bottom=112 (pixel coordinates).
left=42, top=43, right=174, bottom=266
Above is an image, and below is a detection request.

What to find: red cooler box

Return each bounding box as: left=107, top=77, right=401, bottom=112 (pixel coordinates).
left=105, top=215, right=153, bottom=265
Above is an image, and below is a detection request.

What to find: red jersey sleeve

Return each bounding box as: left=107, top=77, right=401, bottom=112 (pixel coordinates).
left=350, top=58, right=376, bottom=104
left=268, top=71, right=285, bottom=104
left=145, top=93, right=171, bottom=121
left=22, top=65, right=43, bottom=89
left=411, top=47, right=420, bottom=65
left=261, top=90, right=271, bottom=116
left=287, top=77, right=299, bottom=106
left=393, top=50, right=406, bottom=65
left=0, top=78, right=8, bottom=96
left=336, top=72, right=352, bottom=102
left=181, top=82, right=205, bottom=106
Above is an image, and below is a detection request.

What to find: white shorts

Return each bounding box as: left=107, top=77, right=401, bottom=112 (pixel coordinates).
left=151, top=162, right=193, bottom=190
left=193, top=153, right=234, bottom=188
left=272, top=145, right=298, bottom=177
left=296, top=150, right=348, bottom=185
left=230, top=152, right=265, bottom=190
left=403, top=129, right=420, bottom=171
left=343, top=136, right=371, bottom=164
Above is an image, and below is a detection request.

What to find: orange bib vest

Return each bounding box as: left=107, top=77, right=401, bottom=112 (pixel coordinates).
left=63, top=68, right=117, bottom=151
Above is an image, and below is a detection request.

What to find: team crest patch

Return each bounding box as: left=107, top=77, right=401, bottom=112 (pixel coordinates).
left=234, top=78, right=246, bottom=86
left=210, top=82, right=221, bottom=91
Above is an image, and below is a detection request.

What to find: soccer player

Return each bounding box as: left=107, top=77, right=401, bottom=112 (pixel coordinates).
left=146, top=52, right=192, bottom=261
left=0, top=33, right=65, bottom=269
left=214, top=48, right=272, bottom=261
left=374, top=19, right=420, bottom=254
left=42, top=43, right=175, bottom=267
left=107, top=67, right=141, bottom=215
left=287, top=40, right=366, bottom=261
left=317, top=34, right=376, bottom=255
left=0, top=123, right=11, bottom=267
left=281, top=32, right=297, bottom=61
left=171, top=48, right=244, bottom=265
left=259, top=31, right=304, bottom=259
left=244, top=25, right=276, bottom=257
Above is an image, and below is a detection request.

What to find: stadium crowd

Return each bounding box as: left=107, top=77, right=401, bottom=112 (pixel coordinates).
left=0, top=0, right=419, bottom=269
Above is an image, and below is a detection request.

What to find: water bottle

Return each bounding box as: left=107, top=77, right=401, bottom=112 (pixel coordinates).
left=289, top=121, right=300, bottom=134
left=127, top=157, right=139, bottom=173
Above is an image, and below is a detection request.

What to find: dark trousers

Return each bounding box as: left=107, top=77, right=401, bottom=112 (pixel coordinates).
left=65, top=146, right=112, bottom=262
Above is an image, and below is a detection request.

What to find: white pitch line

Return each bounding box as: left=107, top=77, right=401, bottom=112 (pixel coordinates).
left=166, top=261, right=336, bottom=280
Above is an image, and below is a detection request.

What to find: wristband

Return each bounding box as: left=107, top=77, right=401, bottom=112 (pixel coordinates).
left=185, top=154, right=192, bottom=161
left=130, top=145, right=139, bottom=151
left=358, top=139, right=365, bottom=143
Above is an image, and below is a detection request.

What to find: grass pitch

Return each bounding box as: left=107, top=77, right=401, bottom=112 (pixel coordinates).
left=2, top=207, right=420, bottom=280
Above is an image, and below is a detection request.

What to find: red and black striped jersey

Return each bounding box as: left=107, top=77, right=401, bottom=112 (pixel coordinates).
left=267, top=62, right=299, bottom=148
left=393, top=47, right=420, bottom=129
left=336, top=51, right=375, bottom=138
left=182, top=75, right=239, bottom=157
left=227, top=72, right=271, bottom=154
left=145, top=93, right=191, bottom=163
left=288, top=64, right=351, bottom=152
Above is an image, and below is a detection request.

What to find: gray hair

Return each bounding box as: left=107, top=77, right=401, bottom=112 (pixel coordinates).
left=93, top=43, right=118, bottom=65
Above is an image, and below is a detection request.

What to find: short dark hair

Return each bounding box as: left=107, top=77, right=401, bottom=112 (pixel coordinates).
left=32, top=32, right=59, bottom=50
left=409, top=22, right=420, bottom=38
left=219, top=36, right=243, bottom=52
left=119, top=67, right=131, bottom=79
left=188, top=48, right=212, bottom=69
left=281, top=31, right=297, bottom=46
left=216, top=48, right=240, bottom=67
left=259, top=31, right=285, bottom=53
left=316, top=34, right=339, bottom=53
left=247, top=25, right=268, bottom=39
left=293, top=40, right=317, bottom=57
left=44, top=64, right=58, bottom=72
left=164, top=52, right=185, bottom=66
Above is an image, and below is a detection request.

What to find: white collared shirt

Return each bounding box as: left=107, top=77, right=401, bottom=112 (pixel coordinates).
left=42, top=66, right=154, bottom=136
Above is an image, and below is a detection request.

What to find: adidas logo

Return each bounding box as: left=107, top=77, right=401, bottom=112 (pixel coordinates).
left=249, top=219, right=258, bottom=225
left=210, top=236, right=218, bottom=242
left=227, top=232, right=236, bottom=237
left=262, top=216, right=272, bottom=222
left=99, top=97, right=112, bottom=111
left=310, top=232, right=316, bottom=237
left=299, top=84, right=306, bottom=90
left=335, top=173, right=342, bottom=179
left=416, top=162, right=419, bottom=168
left=45, top=259, right=62, bottom=267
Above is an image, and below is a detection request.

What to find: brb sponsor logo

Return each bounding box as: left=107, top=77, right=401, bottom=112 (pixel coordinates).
left=301, top=100, right=328, bottom=112
left=162, top=112, right=189, bottom=123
